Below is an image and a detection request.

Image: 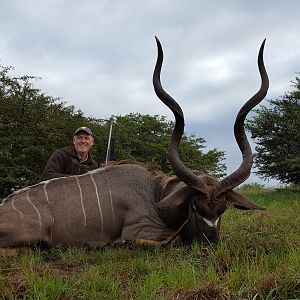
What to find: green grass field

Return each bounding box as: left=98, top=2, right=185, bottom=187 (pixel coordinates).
left=0, top=186, right=299, bottom=299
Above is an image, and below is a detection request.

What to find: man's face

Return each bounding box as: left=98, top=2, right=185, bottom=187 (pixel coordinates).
left=73, top=133, right=94, bottom=156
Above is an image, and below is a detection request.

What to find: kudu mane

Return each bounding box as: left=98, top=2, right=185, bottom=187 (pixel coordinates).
left=107, top=160, right=208, bottom=195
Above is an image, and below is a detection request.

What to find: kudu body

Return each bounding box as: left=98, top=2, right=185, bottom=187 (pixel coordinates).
left=0, top=38, right=268, bottom=249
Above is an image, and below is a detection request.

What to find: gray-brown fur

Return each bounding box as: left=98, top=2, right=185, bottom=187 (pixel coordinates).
left=0, top=37, right=268, bottom=249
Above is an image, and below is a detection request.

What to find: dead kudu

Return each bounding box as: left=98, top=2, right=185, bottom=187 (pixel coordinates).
left=0, top=38, right=269, bottom=251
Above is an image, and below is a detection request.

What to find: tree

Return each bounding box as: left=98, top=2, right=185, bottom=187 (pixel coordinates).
left=96, top=114, right=226, bottom=176
left=0, top=65, right=90, bottom=198
left=247, top=76, right=300, bottom=184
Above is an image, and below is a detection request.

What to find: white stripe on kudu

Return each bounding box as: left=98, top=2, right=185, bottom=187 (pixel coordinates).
left=106, top=170, right=115, bottom=224
left=90, top=174, right=104, bottom=232
left=43, top=181, right=55, bottom=243
left=43, top=182, right=50, bottom=204
left=26, top=191, right=42, bottom=233
left=75, top=176, right=87, bottom=227
left=11, top=198, right=24, bottom=220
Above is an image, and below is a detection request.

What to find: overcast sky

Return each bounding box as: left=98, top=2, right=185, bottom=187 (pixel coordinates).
left=1, top=0, right=299, bottom=186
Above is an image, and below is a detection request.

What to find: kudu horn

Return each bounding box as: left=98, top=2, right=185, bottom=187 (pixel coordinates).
left=153, top=36, right=208, bottom=195
left=217, top=39, right=269, bottom=195
left=153, top=36, right=269, bottom=196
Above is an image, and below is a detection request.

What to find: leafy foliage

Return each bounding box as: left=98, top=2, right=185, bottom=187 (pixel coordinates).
left=0, top=65, right=225, bottom=199
left=0, top=66, right=90, bottom=197
left=95, top=114, right=226, bottom=176
left=247, top=76, right=300, bottom=184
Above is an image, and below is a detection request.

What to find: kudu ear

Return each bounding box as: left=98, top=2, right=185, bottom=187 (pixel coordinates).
left=226, top=190, right=265, bottom=210
left=155, top=186, right=192, bottom=209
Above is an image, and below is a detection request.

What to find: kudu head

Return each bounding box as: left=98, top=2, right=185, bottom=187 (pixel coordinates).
left=153, top=37, right=269, bottom=243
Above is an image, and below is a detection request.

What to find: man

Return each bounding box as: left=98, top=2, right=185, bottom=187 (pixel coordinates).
left=41, top=127, right=98, bottom=181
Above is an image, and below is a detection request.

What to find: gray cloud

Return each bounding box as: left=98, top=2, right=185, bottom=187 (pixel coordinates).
left=1, top=0, right=300, bottom=186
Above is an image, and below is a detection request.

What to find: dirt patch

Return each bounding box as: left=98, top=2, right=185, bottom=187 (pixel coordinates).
left=165, top=284, right=226, bottom=300
left=37, top=259, right=84, bottom=277
left=0, top=258, right=83, bottom=298
left=1, top=269, right=27, bottom=298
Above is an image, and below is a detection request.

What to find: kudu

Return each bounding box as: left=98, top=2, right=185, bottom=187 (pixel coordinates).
left=0, top=37, right=268, bottom=250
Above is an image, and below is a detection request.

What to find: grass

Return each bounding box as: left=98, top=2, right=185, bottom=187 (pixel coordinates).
left=0, top=186, right=299, bottom=299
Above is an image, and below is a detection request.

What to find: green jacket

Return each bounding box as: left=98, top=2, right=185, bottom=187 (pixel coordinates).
left=41, top=146, right=98, bottom=181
